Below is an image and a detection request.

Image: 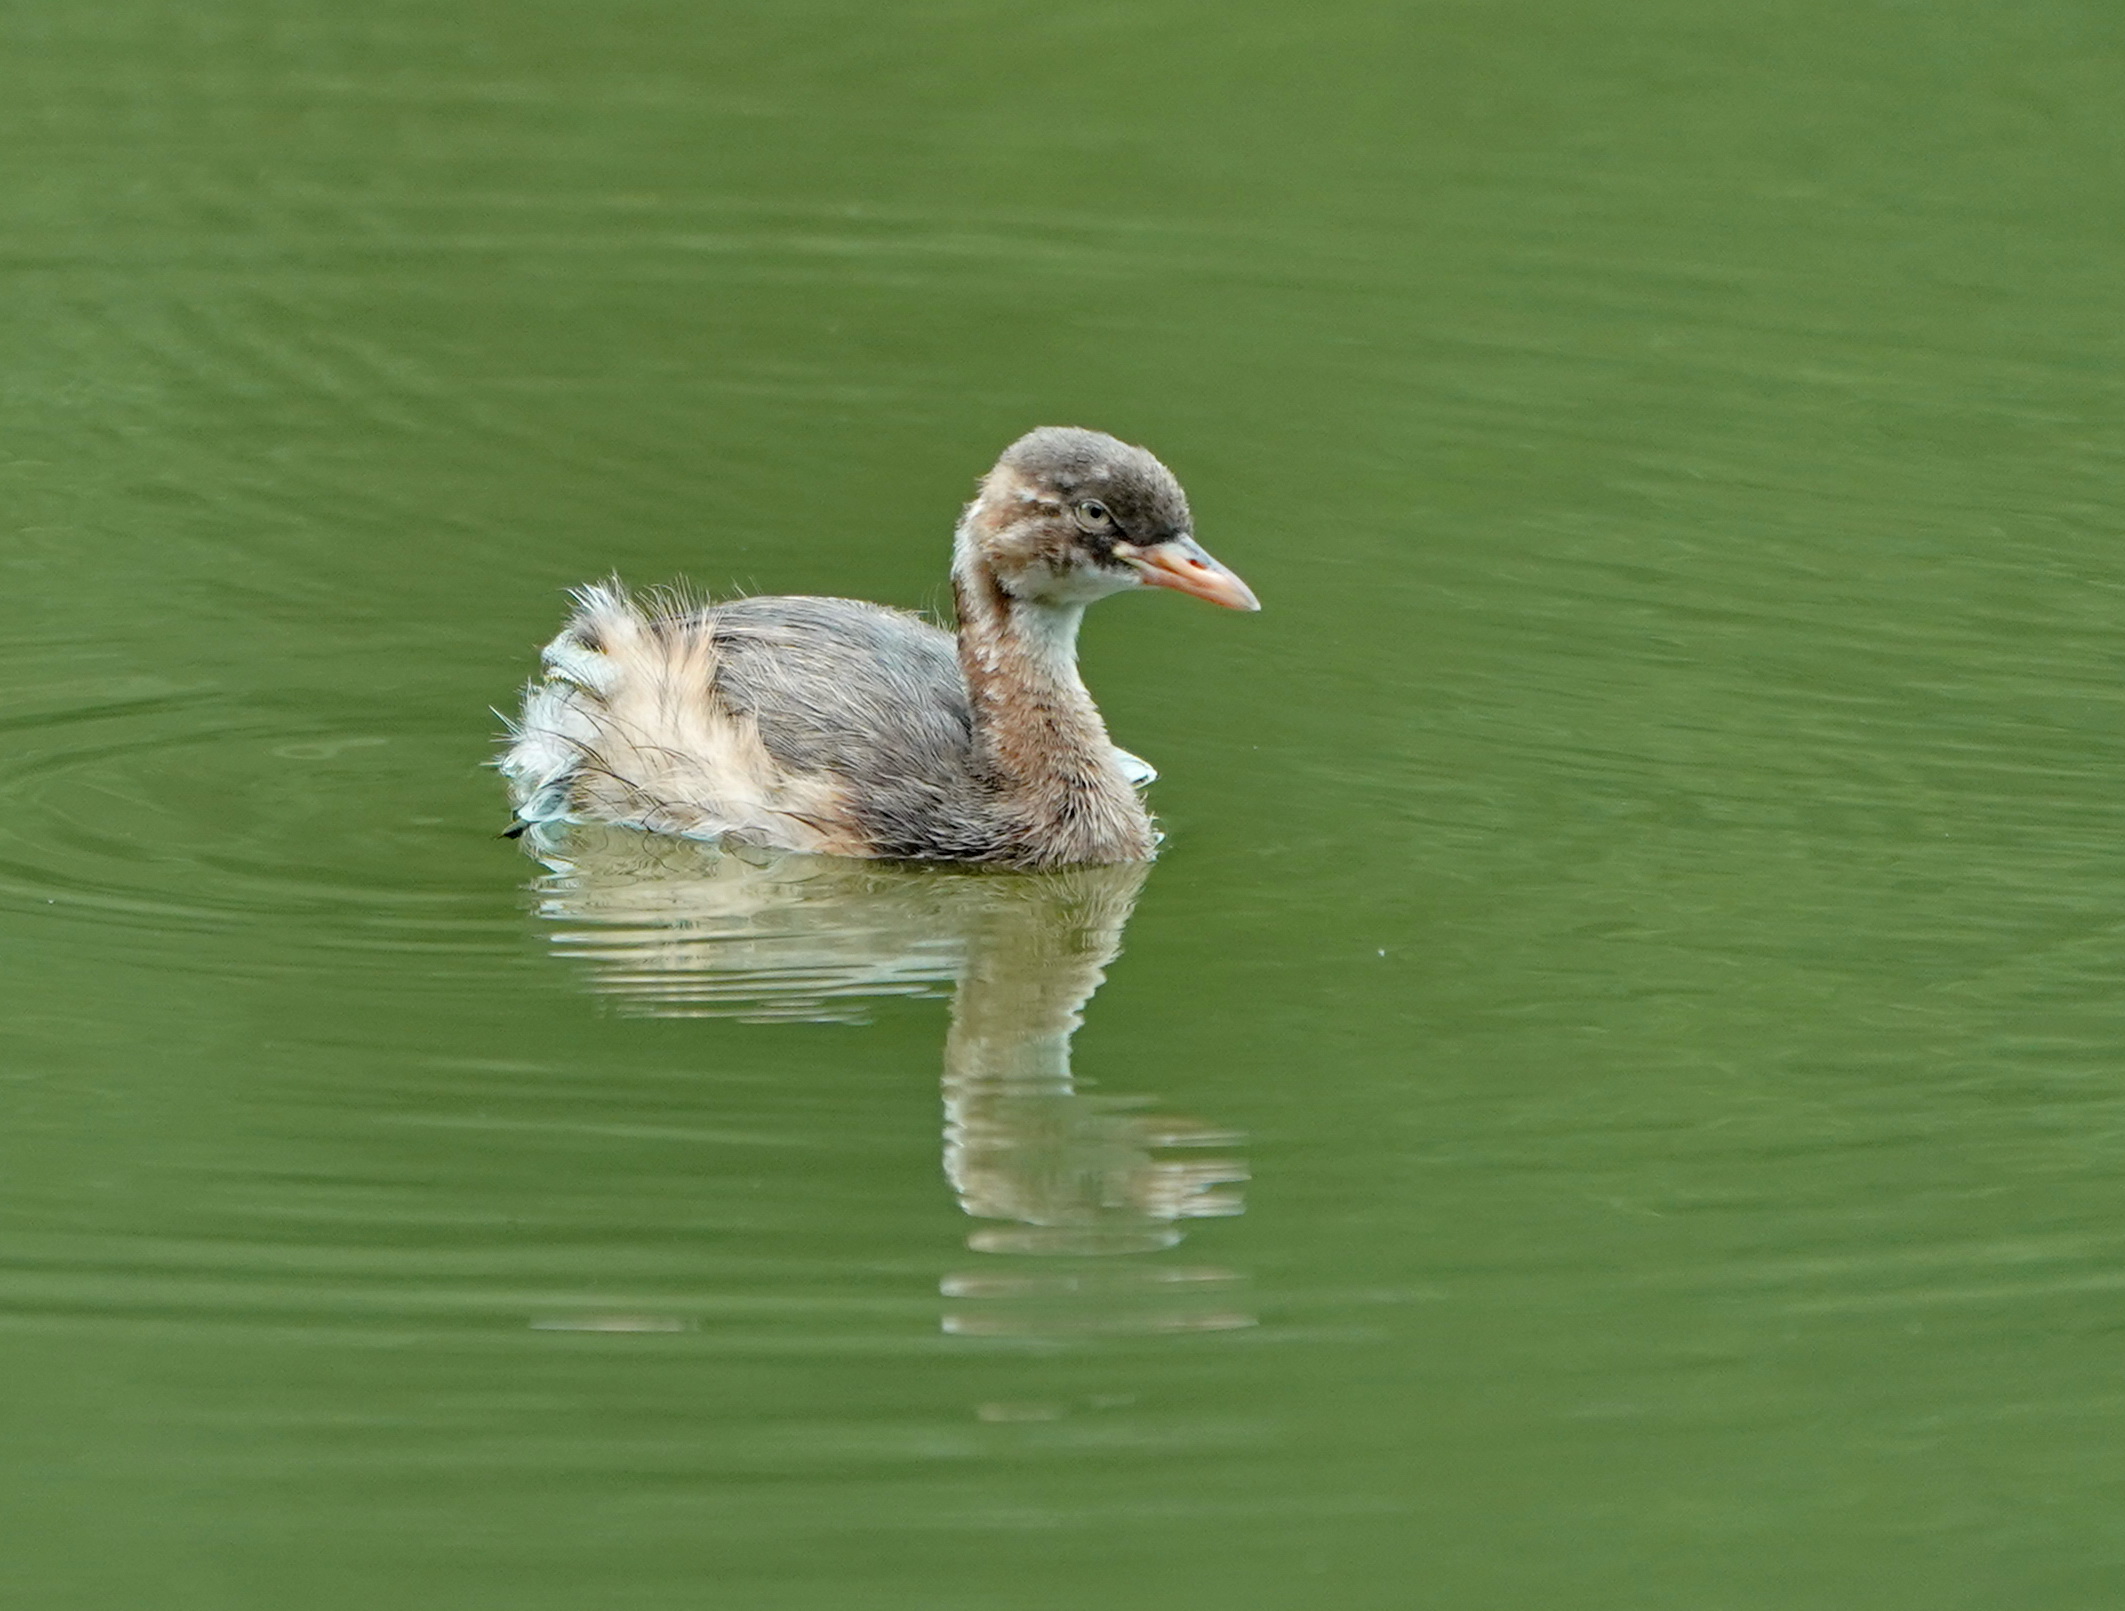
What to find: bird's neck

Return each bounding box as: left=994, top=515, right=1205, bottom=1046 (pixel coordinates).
left=951, top=541, right=1152, bottom=865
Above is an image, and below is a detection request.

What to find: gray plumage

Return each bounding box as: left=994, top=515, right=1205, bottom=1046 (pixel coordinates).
left=697, top=595, right=1010, bottom=861
left=498, top=427, right=1257, bottom=867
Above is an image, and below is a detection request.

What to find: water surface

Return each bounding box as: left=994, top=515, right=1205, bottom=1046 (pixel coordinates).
left=6, top=1, right=2125, bottom=1606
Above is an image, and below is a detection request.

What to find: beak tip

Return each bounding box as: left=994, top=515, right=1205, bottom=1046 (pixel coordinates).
left=1129, top=539, right=1262, bottom=613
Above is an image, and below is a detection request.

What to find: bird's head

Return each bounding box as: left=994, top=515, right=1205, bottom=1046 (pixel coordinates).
left=957, top=427, right=1259, bottom=613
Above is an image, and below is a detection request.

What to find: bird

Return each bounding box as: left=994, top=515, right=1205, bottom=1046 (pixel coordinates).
left=498, top=426, right=1259, bottom=868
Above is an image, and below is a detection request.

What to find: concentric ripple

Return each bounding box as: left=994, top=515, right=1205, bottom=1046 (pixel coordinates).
left=0, top=641, right=520, bottom=978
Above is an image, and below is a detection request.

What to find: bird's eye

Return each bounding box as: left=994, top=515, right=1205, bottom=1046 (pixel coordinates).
left=1074, top=500, right=1112, bottom=530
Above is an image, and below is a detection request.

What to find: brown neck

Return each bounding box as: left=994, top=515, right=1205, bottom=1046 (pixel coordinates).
left=951, top=551, right=1153, bottom=866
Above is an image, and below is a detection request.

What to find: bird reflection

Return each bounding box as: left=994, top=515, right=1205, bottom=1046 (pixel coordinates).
left=525, top=826, right=1249, bottom=1336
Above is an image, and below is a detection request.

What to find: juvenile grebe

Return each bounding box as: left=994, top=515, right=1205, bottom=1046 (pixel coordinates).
left=499, top=427, right=1258, bottom=867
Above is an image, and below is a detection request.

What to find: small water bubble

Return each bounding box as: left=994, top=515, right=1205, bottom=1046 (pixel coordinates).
left=976, top=1401, right=1065, bottom=1423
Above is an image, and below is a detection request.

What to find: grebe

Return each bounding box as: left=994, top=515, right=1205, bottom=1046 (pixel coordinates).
left=499, top=427, right=1258, bottom=867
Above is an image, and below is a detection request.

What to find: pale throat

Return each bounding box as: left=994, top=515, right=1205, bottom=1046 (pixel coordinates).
left=948, top=505, right=1152, bottom=856
left=951, top=499, right=1111, bottom=699
left=1010, top=597, right=1087, bottom=688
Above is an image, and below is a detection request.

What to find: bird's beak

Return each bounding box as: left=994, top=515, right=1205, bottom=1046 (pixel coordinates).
left=1120, top=536, right=1262, bottom=612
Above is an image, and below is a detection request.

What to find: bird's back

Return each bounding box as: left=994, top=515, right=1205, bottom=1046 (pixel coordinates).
left=502, top=586, right=1012, bottom=860
left=701, top=595, right=971, bottom=781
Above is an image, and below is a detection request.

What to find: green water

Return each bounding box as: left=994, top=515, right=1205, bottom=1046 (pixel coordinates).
left=7, top=0, right=2125, bottom=1604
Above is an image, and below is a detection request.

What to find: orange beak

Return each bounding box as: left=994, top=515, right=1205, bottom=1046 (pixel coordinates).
left=1123, top=536, right=1261, bottom=612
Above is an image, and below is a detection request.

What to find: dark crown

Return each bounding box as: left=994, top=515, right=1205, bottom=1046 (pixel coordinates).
left=998, top=427, right=1192, bottom=542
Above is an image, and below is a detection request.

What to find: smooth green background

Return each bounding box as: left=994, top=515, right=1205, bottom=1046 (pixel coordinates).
left=6, top=1, right=2125, bottom=1606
